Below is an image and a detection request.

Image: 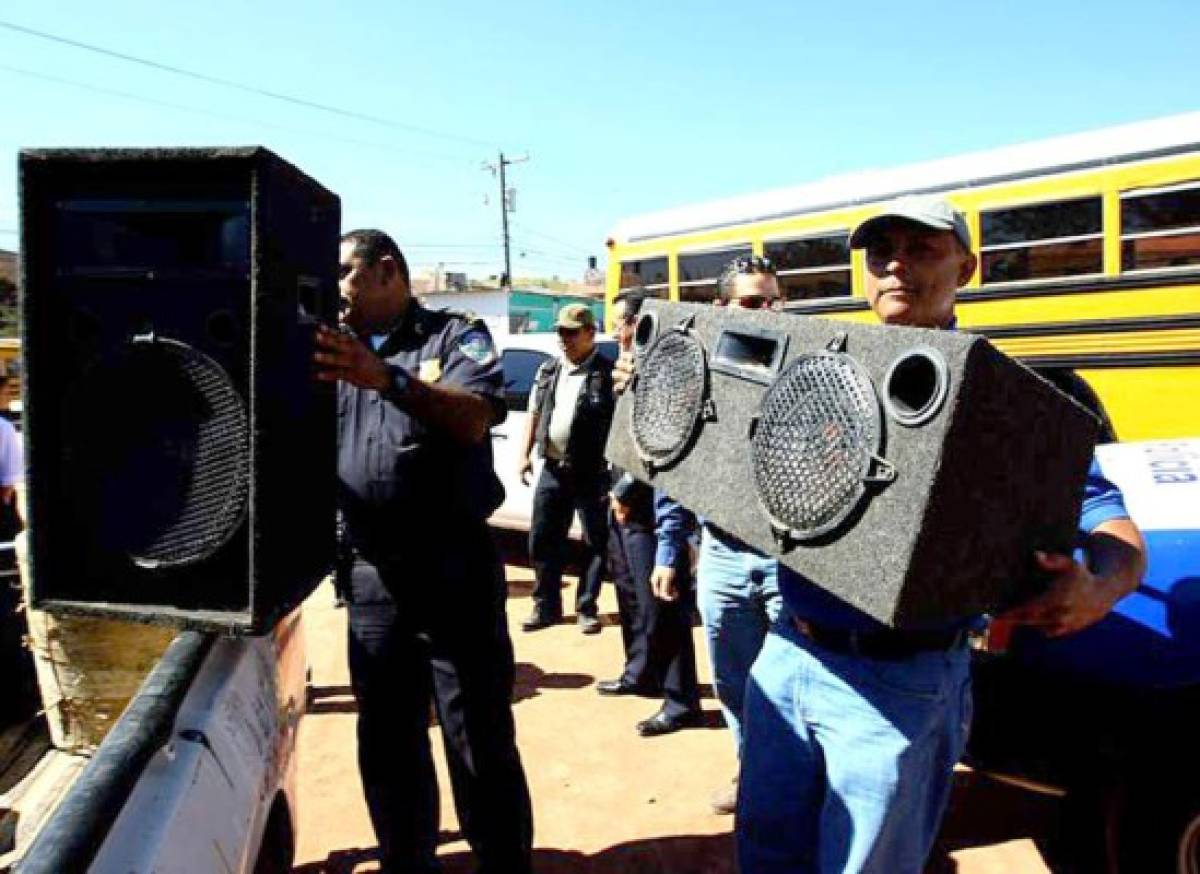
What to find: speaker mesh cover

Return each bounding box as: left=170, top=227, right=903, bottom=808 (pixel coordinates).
left=631, top=328, right=707, bottom=469
left=751, top=352, right=881, bottom=539
left=65, top=338, right=250, bottom=568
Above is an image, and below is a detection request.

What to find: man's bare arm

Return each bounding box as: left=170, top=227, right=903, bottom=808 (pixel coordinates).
left=1000, top=517, right=1146, bottom=637
left=517, top=405, right=538, bottom=486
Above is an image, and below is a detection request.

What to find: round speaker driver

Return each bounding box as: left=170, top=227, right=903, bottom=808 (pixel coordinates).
left=751, top=352, right=882, bottom=540
left=63, top=337, right=250, bottom=569
left=631, top=327, right=708, bottom=470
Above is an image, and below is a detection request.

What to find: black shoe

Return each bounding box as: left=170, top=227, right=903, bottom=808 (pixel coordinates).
left=578, top=614, right=601, bottom=635
left=636, top=709, right=702, bottom=737
left=521, top=611, right=561, bottom=632
left=596, top=678, right=654, bottom=696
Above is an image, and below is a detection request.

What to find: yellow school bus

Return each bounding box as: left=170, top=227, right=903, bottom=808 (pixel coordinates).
left=606, top=112, right=1200, bottom=440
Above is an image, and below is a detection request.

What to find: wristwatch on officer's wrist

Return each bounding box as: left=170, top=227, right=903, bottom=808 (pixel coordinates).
left=383, top=365, right=414, bottom=403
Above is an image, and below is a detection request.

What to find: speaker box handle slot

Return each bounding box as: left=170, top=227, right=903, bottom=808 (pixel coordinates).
left=711, top=327, right=790, bottom=385
left=882, top=346, right=950, bottom=427
left=633, top=311, right=659, bottom=358
left=297, top=276, right=322, bottom=322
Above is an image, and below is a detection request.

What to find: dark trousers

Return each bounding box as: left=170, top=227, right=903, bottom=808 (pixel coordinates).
left=528, top=460, right=608, bottom=619
left=607, top=516, right=700, bottom=718
left=346, top=525, right=533, bottom=874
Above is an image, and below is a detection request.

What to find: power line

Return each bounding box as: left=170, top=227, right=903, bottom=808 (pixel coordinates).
left=0, top=64, right=478, bottom=165
left=515, top=249, right=586, bottom=267
left=411, top=260, right=496, bottom=267
left=0, top=18, right=500, bottom=150
left=512, top=221, right=593, bottom=256
left=401, top=243, right=501, bottom=249
left=510, top=236, right=589, bottom=262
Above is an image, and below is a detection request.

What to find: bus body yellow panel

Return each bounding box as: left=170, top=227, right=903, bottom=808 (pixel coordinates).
left=607, top=114, right=1200, bottom=438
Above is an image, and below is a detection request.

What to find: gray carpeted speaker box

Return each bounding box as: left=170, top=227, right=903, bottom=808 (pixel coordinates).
left=20, top=147, right=340, bottom=634
left=606, top=300, right=1100, bottom=628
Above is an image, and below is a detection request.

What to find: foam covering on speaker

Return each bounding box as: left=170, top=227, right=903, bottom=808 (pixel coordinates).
left=606, top=301, right=1099, bottom=628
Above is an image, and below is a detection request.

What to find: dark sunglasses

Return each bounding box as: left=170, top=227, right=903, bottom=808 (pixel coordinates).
left=557, top=326, right=583, bottom=338
left=733, top=294, right=773, bottom=310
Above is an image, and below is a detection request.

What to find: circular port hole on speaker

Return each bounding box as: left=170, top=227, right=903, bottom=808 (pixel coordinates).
left=206, top=310, right=239, bottom=347
left=633, top=311, right=658, bottom=355
left=882, top=347, right=950, bottom=427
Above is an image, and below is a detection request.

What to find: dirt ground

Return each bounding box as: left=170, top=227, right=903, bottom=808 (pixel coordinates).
left=293, top=566, right=1061, bottom=874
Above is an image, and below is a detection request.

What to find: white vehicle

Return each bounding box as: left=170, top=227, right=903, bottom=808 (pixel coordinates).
left=489, top=333, right=618, bottom=538
left=8, top=611, right=306, bottom=874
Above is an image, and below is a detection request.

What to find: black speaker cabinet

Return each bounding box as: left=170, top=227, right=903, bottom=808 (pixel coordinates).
left=607, top=301, right=1100, bottom=628
left=19, top=147, right=340, bottom=633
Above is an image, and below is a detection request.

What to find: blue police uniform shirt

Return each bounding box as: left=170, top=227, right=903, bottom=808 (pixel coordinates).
left=337, top=302, right=505, bottom=552
left=779, top=457, right=1132, bottom=632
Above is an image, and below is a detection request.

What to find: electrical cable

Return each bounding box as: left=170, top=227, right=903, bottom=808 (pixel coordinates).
left=0, top=63, right=478, bottom=166
left=511, top=221, right=592, bottom=255
left=0, top=18, right=500, bottom=150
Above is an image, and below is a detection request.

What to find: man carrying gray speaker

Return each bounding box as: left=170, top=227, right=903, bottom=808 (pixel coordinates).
left=735, top=196, right=1147, bottom=873
left=614, top=256, right=786, bottom=805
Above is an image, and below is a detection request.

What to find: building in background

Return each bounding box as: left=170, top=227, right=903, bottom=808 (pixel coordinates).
left=0, top=249, right=15, bottom=284
left=418, top=288, right=511, bottom=340
left=418, top=278, right=605, bottom=337
left=0, top=249, right=16, bottom=339
left=507, top=288, right=604, bottom=333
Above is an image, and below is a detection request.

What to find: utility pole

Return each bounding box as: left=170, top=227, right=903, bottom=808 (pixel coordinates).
left=484, top=151, right=528, bottom=290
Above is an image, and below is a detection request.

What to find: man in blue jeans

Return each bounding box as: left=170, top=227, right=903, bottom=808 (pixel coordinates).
left=699, top=257, right=786, bottom=813
left=736, top=196, right=1148, bottom=873
left=612, top=256, right=786, bottom=811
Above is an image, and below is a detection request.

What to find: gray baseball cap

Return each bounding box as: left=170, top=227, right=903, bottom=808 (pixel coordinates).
left=849, top=195, right=972, bottom=251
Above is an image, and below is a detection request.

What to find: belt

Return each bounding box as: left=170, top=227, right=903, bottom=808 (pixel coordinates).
left=793, top=617, right=964, bottom=661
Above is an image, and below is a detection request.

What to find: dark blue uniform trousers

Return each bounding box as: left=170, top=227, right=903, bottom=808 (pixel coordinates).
left=528, top=460, right=608, bottom=620
left=607, top=516, right=700, bottom=718
left=347, top=523, right=533, bottom=874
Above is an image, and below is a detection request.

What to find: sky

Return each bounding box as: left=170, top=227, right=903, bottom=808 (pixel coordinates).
left=1, top=0, right=1198, bottom=281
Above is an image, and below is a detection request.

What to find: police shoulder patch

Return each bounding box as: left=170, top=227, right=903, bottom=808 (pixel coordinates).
left=457, top=326, right=497, bottom=365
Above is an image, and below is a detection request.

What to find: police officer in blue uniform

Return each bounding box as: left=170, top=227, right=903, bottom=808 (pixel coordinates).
left=314, top=229, right=532, bottom=874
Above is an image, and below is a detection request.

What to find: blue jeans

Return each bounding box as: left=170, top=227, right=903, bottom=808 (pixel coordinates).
left=738, top=616, right=972, bottom=874
left=696, top=527, right=782, bottom=754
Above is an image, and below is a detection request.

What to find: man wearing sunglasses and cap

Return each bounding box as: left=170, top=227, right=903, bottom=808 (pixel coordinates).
left=612, top=258, right=788, bottom=783
left=735, top=195, right=1146, bottom=873
left=519, top=303, right=615, bottom=634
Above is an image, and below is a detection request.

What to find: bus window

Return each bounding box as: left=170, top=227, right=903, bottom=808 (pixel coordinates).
left=765, top=232, right=851, bottom=301
left=678, top=246, right=751, bottom=302
left=618, top=256, right=669, bottom=297
left=980, top=197, right=1103, bottom=284
left=1120, top=182, right=1200, bottom=272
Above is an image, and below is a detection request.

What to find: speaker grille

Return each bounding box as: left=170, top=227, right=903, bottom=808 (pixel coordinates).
left=631, top=328, right=707, bottom=469
left=751, top=353, right=881, bottom=539
left=65, top=338, right=250, bottom=569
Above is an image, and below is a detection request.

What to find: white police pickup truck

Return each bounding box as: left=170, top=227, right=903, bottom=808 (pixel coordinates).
left=7, top=609, right=306, bottom=874
left=968, top=439, right=1200, bottom=873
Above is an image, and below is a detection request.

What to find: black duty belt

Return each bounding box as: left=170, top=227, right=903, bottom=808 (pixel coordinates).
left=793, top=617, right=964, bottom=661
